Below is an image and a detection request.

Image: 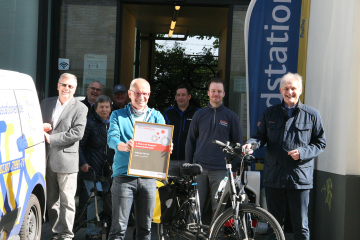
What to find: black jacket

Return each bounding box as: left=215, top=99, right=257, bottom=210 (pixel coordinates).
left=81, top=97, right=95, bottom=117
left=79, top=112, right=115, bottom=180
left=164, top=102, right=200, bottom=160
left=185, top=103, right=243, bottom=171
left=246, top=101, right=326, bottom=189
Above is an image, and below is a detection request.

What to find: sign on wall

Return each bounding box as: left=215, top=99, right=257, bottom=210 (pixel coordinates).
left=83, top=54, right=107, bottom=86
left=59, top=58, right=70, bottom=70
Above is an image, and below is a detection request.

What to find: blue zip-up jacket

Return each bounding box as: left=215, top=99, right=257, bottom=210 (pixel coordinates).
left=246, top=101, right=326, bottom=189
left=185, top=103, right=243, bottom=171
left=164, top=102, right=200, bottom=160
left=108, top=104, right=165, bottom=177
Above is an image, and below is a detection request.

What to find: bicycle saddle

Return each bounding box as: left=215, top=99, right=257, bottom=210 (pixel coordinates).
left=180, top=163, right=203, bottom=176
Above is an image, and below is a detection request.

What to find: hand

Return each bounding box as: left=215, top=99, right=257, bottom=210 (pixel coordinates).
left=232, top=172, right=237, bottom=179
left=117, top=139, right=134, bottom=152
left=43, top=123, right=52, bottom=132
left=242, top=143, right=254, bottom=154
left=44, top=132, right=50, bottom=144
left=288, top=149, right=300, bottom=160
left=81, top=163, right=90, bottom=172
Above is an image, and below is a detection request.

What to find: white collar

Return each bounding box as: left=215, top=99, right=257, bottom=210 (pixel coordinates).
left=56, top=98, right=71, bottom=108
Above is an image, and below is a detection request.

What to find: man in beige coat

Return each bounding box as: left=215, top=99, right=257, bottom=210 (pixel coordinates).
left=41, top=73, right=87, bottom=240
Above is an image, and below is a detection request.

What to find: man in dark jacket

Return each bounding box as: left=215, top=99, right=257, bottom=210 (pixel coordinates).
left=185, top=78, right=243, bottom=214
left=79, top=80, right=103, bottom=223
left=81, top=81, right=103, bottom=117
left=243, top=72, right=326, bottom=240
left=164, top=85, right=200, bottom=176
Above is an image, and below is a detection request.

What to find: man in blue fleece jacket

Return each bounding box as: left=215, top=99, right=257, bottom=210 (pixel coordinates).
left=107, top=78, right=165, bottom=240
left=185, top=77, right=243, bottom=214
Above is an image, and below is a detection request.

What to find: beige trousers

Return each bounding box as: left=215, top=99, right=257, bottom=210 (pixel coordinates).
left=46, top=166, right=77, bottom=240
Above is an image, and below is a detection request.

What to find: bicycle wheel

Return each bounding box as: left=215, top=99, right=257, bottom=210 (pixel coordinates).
left=158, top=193, right=198, bottom=240
left=209, top=204, right=285, bottom=240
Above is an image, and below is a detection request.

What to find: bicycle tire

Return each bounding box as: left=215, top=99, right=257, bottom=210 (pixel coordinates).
left=209, top=204, right=285, bottom=240
left=157, top=193, right=198, bottom=240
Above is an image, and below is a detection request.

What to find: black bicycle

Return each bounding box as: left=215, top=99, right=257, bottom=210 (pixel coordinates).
left=73, top=168, right=112, bottom=240
left=157, top=140, right=285, bottom=240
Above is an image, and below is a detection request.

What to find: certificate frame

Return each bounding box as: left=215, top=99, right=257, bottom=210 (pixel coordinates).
left=127, top=121, right=174, bottom=180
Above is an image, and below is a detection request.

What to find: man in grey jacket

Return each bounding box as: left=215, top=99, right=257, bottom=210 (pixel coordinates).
left=41, top=73, right=88, bottom=240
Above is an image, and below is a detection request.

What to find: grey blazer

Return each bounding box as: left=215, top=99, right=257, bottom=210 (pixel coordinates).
left=41, top=96, right=88, bottom=173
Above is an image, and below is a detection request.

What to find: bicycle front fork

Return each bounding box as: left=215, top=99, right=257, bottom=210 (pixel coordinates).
left=233, top=201, right=250, bottom=239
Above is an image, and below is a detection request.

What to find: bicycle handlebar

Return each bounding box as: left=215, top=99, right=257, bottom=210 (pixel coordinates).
left=212, top=140, right=227, bottom=147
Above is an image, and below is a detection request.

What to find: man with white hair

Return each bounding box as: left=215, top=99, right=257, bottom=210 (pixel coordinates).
left=243, top=72, right=326, bottom=240
left=41, top=73, right=88, bottom=240
left=107, top=78, right=165, bottom=240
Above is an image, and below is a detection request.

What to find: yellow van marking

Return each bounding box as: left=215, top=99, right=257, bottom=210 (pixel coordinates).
left=25, top=137, right=36, bottom=178
left=3, top=169, right=20, bottom=210
left=15, top=181, right=28, bottom=225
left=0, top=190, right=5, bottom=215
left=5, top=123, right=15, bottom=162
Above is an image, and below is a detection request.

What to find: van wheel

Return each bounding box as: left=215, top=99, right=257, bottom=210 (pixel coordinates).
left=19, top=194, right=42, bottom=240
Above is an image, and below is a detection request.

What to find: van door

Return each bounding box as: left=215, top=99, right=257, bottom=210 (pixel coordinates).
left=0, top=90, right=24, bottom=234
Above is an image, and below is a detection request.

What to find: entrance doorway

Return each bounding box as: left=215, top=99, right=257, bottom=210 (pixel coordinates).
left=51, top=1, right=248, bottom=136
left=123, top=4, right=229, bottom=111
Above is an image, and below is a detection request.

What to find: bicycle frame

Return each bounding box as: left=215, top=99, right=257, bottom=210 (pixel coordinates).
left=209, top=143, right=255, bottom=239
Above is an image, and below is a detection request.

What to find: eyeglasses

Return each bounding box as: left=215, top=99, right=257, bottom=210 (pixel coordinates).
left=130, top=90, right=150, bottom=97
left=59, top=82, right=75, bottom=89
left=88, top=87, right=103, bottom=92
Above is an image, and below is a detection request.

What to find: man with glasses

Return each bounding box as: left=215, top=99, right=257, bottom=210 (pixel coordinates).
left=81, top=81, right=103, bottom=117
left=108, top=78, right=165, bottom=240
left=41, top=73, right=88, bottom=240
left=79, top=80, right=103, bottom=221
left=112, top=84, right=127, bottom=110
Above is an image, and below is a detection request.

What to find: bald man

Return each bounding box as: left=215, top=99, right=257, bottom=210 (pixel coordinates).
left=107, top=78, right=165, bottom=240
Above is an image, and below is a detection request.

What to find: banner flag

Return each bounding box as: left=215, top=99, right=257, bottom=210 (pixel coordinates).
left=244, top=0, right=310, bottom=169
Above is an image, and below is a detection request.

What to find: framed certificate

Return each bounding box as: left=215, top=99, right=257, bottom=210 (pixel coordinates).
left=127, top=121, right=174, bottom=180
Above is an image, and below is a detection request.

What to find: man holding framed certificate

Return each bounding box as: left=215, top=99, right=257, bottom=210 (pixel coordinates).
left=107, top=78, right=165, bottom=240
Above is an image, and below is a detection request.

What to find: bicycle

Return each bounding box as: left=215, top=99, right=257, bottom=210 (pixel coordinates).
left=73, top=167, right=112, bottom=240
left=157, top=140, right=285, bottom=240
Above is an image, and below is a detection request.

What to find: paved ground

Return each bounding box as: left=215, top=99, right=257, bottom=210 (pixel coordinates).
left=41, top=219, right=294, bottom=240
left=40, top=197, right=294, bottom=240
left=41, top=221, right=160, bottom=240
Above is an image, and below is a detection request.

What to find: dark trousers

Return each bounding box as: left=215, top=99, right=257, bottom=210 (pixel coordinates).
left=265, top=187, right=310, bottom=240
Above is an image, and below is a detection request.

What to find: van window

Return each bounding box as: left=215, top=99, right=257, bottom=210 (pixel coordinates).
left=14, top=90, right=44, bottom=147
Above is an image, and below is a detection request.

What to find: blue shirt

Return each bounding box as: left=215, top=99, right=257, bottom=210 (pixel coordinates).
left=284, top=103, right=298, bottom=117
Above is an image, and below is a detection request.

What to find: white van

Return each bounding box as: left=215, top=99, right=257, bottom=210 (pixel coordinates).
left=0, top=70, right=46, bottom=240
